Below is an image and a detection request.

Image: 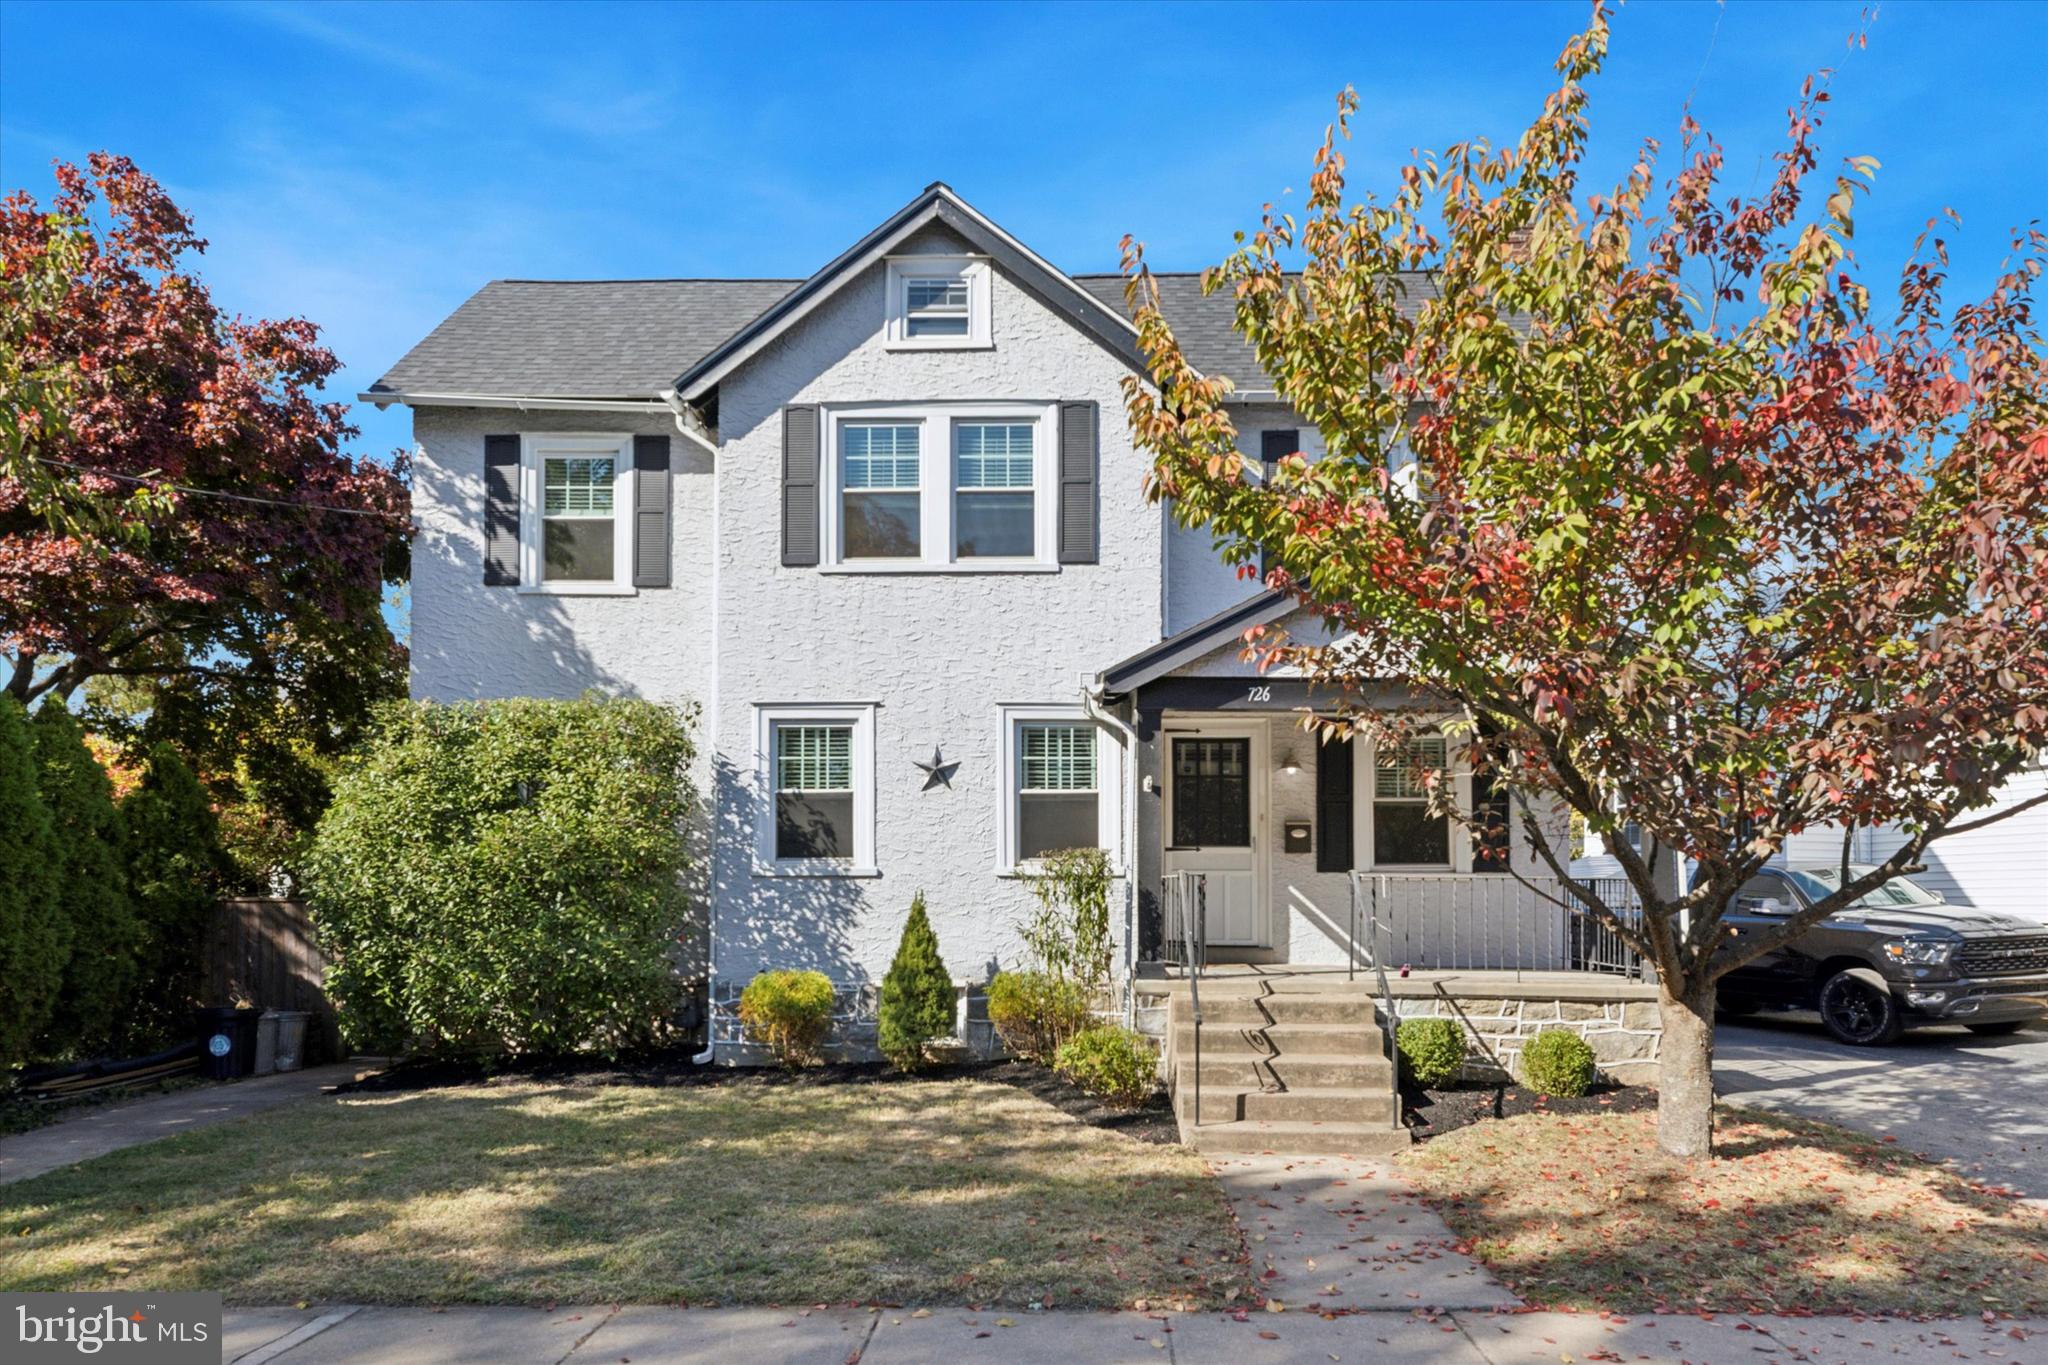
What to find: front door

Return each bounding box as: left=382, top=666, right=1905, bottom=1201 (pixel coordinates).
left=1163, top=731, right=1263, bottom=946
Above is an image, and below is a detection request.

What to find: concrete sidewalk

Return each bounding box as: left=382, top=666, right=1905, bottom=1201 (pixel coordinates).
left=0, top=1063, right=366, bottom=1185
left=221, top=1305, right=2048, bottom=1364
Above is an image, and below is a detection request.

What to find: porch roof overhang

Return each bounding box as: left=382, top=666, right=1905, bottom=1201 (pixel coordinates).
left=1095, top=591, right=1296, bottom=696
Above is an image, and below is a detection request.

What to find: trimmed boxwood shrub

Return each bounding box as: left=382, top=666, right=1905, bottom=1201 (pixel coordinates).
left=1396, top=1016, right=1467, bottom=1090
left=739, top=969, right=836, bottom=1067
left=1054, top=1025, right=1156, bottom=1109
left=877, top=892, right=953, bottom=1071
left=1520, top=1028, right=1597, bottom=1097
left=986, top=969, right=1089, bottom=1065
left=304, top=696, right=695, bottom=1058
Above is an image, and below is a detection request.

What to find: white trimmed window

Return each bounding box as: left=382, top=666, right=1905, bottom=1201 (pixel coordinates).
left=822, top=403, right=1057, bottom=571
left=1371, top=736, right=1450, bottom=867
left=519, top=434, right=633, bottom=593
left=953, top=423, right=1035, bottom=558
left=756, top=704, right=877, bottom=875
left=841, top=423, right=922, bottom=559
left=999, top=708, right=1118, bottom=869
left=884, top=256, right=991, bottom=349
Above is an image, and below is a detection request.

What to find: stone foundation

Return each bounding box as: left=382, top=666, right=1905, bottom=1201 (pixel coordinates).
left=1391, top=991, right=1662, bottom=1086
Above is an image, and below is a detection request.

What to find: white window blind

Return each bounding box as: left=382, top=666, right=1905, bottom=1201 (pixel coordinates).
left=955, top=424, right=1034, bottom=488
left=1022, top=724, right=1095, bottom=791
left=841, top=425, right=920, bottom=489
left=1374, top=737, right=1445, bottom=799
left=543, top=457, right=615, bottom=515
left=776, top=725, right=853, bottom=791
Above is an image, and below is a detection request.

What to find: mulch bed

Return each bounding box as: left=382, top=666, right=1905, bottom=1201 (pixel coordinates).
left=1402, top=1080, right=1657, bottom=1138
left=333, top=1048, right=1180, bottom=1144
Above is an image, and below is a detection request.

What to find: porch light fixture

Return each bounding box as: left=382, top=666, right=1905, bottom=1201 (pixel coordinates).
left=1278, top=749, right=1302, bottom=774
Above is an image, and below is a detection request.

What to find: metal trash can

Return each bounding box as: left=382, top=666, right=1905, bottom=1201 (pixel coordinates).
left=196, top=1007, right=260, bottom=1080
left=252, top=1012, right=283, bottom=1076
left=270, top=1011, right=311, bottom=1072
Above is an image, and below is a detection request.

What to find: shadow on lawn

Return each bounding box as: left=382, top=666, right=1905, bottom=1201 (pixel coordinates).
left=0, top=1078, right=1245, bottom=1310
left=1409, top=1106, right=2048, bottom=1316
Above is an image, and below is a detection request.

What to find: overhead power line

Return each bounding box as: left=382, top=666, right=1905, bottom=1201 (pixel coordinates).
left=27, top=457, right=409, bottom=520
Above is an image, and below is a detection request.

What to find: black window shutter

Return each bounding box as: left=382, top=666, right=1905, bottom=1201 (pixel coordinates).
left=781, top=405, right=820, bottom=567
left=483, top=434, right=520, bottom=586
left=1315, top=734, right=1354, bottom=873
left=632, top=434, right=671, bottom=588
left=1258, top=430, right=1297, bottom=575
left=1058, top=401, right=1098, bottom=564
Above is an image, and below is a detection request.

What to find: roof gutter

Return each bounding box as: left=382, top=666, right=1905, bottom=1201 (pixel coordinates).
left=658, top=389, right=720, bottom=456
left=356, top=389, right=672, bottom=414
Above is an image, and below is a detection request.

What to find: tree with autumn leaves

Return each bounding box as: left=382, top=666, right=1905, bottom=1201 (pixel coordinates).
left=1121, top=4, right=2046, bottom=1157
left=1, top=154, right=411, bottom=882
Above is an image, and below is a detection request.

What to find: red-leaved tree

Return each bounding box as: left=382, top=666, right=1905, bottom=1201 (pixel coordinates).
left=1120, top=4, right=2047, bottom=1156
left=1, top=155, right=410, bottom=861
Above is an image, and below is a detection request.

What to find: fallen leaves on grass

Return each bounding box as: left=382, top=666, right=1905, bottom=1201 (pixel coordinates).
left=1403, top=1105, right=2048, bottom=1317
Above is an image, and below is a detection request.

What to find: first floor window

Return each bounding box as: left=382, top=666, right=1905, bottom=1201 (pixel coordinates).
left=1373, top=737, right=1449, bottom=866
left=954, top=422, right=1035, bottom=558
left=841, top=423, right=921, bottom=558
left=774, top=723, right=853, bottom=860
left=1018, top=722, right=1099, bottom=859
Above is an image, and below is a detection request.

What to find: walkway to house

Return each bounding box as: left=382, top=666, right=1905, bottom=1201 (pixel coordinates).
left=1210, top=1153, right=1517, bottom=1312
left=220, top=1303, right=2047, bottom=1363
left=0, top=1062, right=372, bottom=1185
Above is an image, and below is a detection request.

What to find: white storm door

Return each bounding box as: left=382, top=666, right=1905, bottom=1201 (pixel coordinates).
left=1162, top=731, right=1263, bottom=946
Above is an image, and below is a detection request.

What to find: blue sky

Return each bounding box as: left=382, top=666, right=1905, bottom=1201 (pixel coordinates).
left=3, top=0, right=2044, bottom=473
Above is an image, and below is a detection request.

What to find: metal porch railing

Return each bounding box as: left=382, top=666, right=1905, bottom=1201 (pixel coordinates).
left=1161, top=871, right=1207, bottom=1127
left=1349, top=873, right=1649, bottom=980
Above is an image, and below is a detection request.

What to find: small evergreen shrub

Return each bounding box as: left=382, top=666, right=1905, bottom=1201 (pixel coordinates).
left=1397, top=1016, right=1467, bottom=1090
left=0, top=697, right=65, bottom=1067
left=31, top=705, right=140, bottom=1059
left=1520, top=1028, right=1597, bottom=1097
left=738, top=969, right=837, bottom=1067
left=1054, top=1025, right=1156, bottom=1109
left=877, top=892, right=953, bottom=1071
left=986, top=969, right=1090, bottom=1065
left=304, top=697, right=695, bottom=1058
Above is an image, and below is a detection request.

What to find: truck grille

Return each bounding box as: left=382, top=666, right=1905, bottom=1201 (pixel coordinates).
left=1956, top=936, right=2048, bottom=976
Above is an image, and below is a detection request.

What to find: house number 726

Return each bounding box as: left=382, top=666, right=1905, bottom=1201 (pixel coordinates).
left=1246, top=685, right=1272, bottom=703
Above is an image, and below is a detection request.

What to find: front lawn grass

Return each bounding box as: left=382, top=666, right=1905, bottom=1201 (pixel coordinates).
left=0, top=1077, right=1251, bottom=1309
left=1405, top=1105, right=2048, bottom=1316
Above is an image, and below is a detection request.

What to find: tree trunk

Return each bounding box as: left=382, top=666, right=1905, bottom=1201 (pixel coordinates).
left=1655, top=975, right=1716, bottom=1158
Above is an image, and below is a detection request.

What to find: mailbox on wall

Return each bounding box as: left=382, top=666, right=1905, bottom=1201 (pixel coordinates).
left=1283, top=821, right=1313, bottom=855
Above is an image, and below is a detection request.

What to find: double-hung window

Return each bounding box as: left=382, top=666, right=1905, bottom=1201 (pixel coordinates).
left=841, top=423, right=922, bottom=559
left=999, top=708, right=1114, bottom=869
left=519, top=434, right=633, bottom=592
left=824, top=403, right=1055, bottom=570
left=953, top=423, right=1035, bottom=558
left=884, top=256, right=990, bottom=348
left=1372, top=737, right=1450, bottom=867
left=757, top=704, right=877, bottom=875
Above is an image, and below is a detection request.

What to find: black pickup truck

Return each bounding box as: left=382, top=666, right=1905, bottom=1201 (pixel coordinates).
left=1717, top=864, right=2048, bottom=1045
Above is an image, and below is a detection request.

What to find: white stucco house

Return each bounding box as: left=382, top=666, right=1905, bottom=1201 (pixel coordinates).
left=366, top=184, right=1640, bottom=1080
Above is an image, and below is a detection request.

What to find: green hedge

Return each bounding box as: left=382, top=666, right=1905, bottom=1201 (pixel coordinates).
left=1396, top=1016, right=1467, bottom=1090
left=1520, top=1029, right=1597, bottom=1097
left=1055, top=1025, right=1156, bottom=1109
left=739, top=969, right=836, bottom=1067
left=304, top=696, right=696, bottom=1058
left=0, top=697, right=64, bottom=1068
left=986, top=970, right=1090, bottom=1065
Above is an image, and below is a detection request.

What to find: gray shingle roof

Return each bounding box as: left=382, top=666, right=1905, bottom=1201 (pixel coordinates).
left=368, top=267, right=1438, bottom=400
left=1073, top=272, right=1440, bottom=392
left=369, top=279, right=799, bottom=400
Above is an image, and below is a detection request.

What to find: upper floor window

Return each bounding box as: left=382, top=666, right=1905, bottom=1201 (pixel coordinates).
left=884, top=256, right=991, bottom=349
left=519, top=433, right=634, bottom=594
left=822, top=402, right=1057, bottom=572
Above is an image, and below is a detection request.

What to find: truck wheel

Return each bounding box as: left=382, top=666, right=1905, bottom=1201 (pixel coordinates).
left=1817, top=967, right=1905, bottom=1046
left=1966, top=1021, right=2025, bottom=1037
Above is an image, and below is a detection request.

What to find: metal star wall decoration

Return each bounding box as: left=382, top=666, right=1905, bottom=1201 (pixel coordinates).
left=915, top=744, right=960, bottom=791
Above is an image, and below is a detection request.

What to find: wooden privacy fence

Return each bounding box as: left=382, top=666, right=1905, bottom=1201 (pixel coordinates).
left=206, top=897, right=341, bottom=1062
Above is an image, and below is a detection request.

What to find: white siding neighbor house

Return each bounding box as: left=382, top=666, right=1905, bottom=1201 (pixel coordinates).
left=368, top=184, right=1627, bottom=1078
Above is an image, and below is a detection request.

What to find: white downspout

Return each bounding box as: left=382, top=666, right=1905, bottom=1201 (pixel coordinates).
left=667, top=382, right=720, bottom=1066
left=660, top=388, right=720, bottom=456
left=1083, top=678, right=1142, bottom=1029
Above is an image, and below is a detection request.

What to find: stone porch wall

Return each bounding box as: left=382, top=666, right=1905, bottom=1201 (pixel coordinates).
left=1392, top=988, right=1662, bottom=1085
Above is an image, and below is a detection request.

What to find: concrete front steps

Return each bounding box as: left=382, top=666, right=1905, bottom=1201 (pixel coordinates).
left=1159, top=976, right=1411, bottom=1156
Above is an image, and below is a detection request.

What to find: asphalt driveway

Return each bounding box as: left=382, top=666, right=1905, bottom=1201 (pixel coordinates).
left=1716, top=1014, right=2048, bottom=1203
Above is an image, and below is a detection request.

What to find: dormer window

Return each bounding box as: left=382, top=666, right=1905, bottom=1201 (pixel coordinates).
left=885, top=256, right=991, bottom=349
